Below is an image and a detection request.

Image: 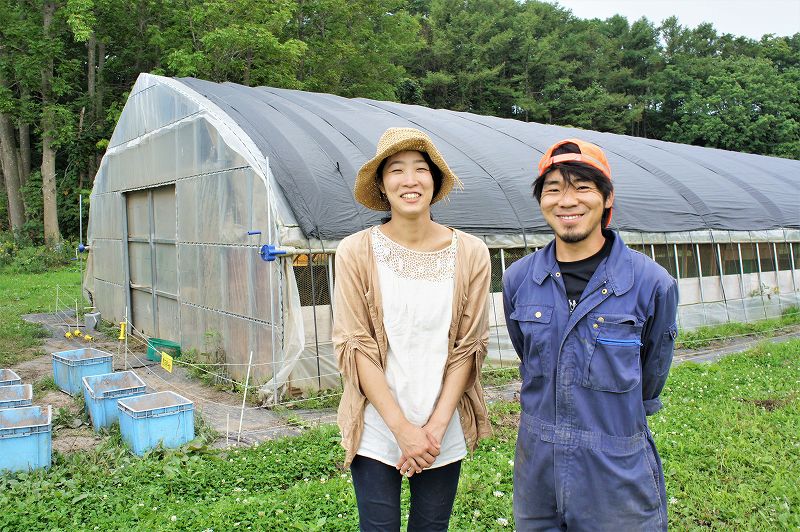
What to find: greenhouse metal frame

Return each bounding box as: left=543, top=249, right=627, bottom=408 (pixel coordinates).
left=85, top=73, right=800, bottom=399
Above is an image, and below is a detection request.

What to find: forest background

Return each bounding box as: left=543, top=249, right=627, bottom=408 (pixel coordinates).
left=1, top=0, right=798, bottom=248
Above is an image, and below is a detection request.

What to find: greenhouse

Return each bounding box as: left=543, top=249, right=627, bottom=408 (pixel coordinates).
left=84, top=73, right=800, bottom=399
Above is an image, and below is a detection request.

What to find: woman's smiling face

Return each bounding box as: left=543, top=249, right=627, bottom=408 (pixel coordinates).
left=379, top=150, right=435, bottom=218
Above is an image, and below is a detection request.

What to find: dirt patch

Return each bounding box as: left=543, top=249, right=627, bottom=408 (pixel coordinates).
left=52, top=428, right=102, bottom=454
left=736, top=393, right=797, bottom=411
left=12, top=312, right=331, bottom=453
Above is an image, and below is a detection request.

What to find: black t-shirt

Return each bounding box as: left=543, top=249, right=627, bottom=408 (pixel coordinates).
left=557, top=235, right=613, bottom=313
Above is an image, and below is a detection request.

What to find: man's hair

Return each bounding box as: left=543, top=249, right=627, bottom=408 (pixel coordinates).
left=532, top=143, right=614, bottom=227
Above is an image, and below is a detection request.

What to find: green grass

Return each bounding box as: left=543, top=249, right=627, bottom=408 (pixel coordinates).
left=676, top=305, right=800, bottom=349
left=1, top=339, right=797, bottom=530
left=482, top=365, right=521, bottom=387
left=0, top=266, right=82, bottom=365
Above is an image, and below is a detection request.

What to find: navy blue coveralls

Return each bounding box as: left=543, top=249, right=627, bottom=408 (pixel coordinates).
left=503, top=231, right=678, bottom=531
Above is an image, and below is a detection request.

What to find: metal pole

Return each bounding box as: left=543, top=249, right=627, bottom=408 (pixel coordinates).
left=237, top=350, right=254, bottom=444
left=737, top=242, right=747, bottom=321
left=673, top=244, right=681, bottom=280
left=125, top=308, right=129, bottom=370
left=694, top=242, right=707, bottom=326
left=772, top=242, right=783, bottom=314
left=79, top=194, right=84, bottom=300
left=715, top=242, right=731, bottom=323
left=484, top=239, right=503, bottom=367
left=788, top=240, right=798, bottom=299
left=148, top=190, right=158, bottom=336
left=754, top=238, right=768, bottom=319
left=307, top=247, right=322, bottom=390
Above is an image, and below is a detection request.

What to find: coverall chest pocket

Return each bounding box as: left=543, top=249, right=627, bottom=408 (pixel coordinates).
left=509, top=303, right=553, bottom=378
left=582, top=315, right=643, bottom=393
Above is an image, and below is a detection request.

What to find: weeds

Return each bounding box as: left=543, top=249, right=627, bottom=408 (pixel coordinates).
left=0, top=339, right=796, bottom=530
left=676, top=305, right=800, bottom=349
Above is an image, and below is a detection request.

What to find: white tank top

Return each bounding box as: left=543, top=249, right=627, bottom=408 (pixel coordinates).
left=356, top=227, right=467, bottom=469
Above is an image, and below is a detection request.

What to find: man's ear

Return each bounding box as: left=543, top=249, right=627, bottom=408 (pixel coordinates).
left=605, top=190, right=615, bottom=209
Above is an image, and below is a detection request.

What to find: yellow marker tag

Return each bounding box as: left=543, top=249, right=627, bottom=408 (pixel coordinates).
left=118, top=322, right=126, bottom=340
left=161, top=352, right=173, bottom=373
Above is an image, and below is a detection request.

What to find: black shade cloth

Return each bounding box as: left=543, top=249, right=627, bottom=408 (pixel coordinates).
left=179, top=78, right=800, bottom=241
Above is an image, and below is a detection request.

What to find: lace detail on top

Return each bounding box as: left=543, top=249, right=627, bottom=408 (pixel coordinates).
left=371, top=226, right=457, bottom=282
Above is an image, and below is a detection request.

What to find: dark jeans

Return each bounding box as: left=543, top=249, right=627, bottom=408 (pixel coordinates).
left=350, top=455, right=462, bottom=531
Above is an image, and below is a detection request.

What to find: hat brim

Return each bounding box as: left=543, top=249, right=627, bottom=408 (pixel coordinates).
left=354, top=137, right=461, bottom=211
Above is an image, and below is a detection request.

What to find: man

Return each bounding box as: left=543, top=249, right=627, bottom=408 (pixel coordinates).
left=503, top=139, right=678, bottom=531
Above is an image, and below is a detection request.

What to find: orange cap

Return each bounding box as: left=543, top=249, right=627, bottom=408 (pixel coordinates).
left=537, top=138, right=613, bottom=227
left=537, top=138, right=612, bottom=179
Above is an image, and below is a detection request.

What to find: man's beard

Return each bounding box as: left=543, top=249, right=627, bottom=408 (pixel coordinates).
left=551, top=225, right=592, bottom=244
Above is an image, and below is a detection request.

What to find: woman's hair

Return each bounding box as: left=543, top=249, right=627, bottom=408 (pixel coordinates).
left=376, top=150, right=442, bottom=222
left=531, top=143, right=614, bottom=227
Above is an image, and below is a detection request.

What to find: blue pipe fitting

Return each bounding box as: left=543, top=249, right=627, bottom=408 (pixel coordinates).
left=260, top=244, right=287, bottom=262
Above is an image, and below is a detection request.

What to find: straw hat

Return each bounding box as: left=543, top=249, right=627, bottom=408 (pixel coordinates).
left=354, top=127, right=462, bottom=211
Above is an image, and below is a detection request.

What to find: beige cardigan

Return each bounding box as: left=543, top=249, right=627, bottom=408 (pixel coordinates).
left=332, top=227, right=492, bottom=468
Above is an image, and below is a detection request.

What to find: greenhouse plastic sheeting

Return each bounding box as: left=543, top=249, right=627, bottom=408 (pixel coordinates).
left=179, top=77, right=800, bottom=241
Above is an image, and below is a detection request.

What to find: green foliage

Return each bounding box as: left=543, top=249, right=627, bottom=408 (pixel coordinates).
left=32, top=375, right=59, bottom=398
left=0, top=0, right=798, bottom=247
left=0, top=266, right=81, bottom=366
left=0, top=341, right=797, bottom=529
left=650, top=340, right=800, bottom=529
left=676, top=306, right=800, bottom=349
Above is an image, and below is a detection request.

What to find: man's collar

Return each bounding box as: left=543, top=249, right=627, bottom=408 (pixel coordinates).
left=529, top=231, right=634, bottom=295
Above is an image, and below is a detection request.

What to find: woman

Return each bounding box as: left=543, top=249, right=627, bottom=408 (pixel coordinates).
left=333, top=127, right=492, bottom=531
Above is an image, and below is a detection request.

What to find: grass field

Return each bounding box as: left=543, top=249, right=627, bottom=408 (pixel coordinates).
left=1, top=267, right=798, bottom=529
left=0, top=339, right=797, bottom=530
left=0, top=266, right=82, bottom=366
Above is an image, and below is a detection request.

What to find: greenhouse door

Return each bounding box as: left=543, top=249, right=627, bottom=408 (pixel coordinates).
left=125, top=186, right=179, bottom=340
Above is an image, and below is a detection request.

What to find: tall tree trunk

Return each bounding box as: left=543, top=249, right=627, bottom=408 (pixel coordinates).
left=0, top=164, right=6, bottom=231
left=18, top=86, right=32, bottom=187
left=0, top=120, right=26, bottom=234
left=0, top=57, right=25, bottom=233
left=41, top=0, right=61, bottom=245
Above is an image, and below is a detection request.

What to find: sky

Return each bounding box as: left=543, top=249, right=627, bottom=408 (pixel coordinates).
left=552, top=0, right=800, bottom=40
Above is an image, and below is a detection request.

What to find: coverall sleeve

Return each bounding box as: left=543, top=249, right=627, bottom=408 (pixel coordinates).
left=331, top=239, right=382, bottom=394
left=502, top=270, right=526, bottom=361
left=641, top=278, right=679, bottom=416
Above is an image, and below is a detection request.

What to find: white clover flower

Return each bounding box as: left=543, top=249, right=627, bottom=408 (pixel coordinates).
left=669, top=497, right=678, bottom=505
left=473, top=510, right=481, bottom=517
left=497, top=517, right=509, bottom=526
left=494, top=490, right=504, bottom=497
left=170, top=515, right=177, bottom=522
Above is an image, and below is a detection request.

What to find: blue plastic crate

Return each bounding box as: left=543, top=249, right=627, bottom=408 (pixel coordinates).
left=0, top=384, right=33, bottom=409
left=0, top=405, right=52, bottom=472
left=52, top=348, right=113, bottom=396
left=82, top=371, right=147, bottom=432
left=0, top=369, right=22, bottom=387
left=118, top=391, right=194, bottom=456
